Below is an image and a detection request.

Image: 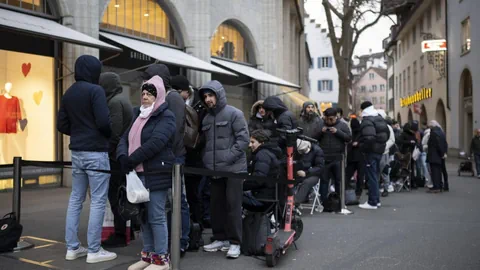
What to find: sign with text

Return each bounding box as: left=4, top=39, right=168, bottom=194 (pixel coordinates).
left=400, top=88, right=432, bottom=107
left=421, top=39, right=447, bottom=53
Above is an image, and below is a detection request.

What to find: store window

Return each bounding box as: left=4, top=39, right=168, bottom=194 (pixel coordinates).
left=461, top=17, right=471, bottom=54
left=211, top=22, right=251, bottom=63
left=0, top=49, right=55, bottom=166
left=0, top=0, right=54, bottom=15
left=100, top=0, right=177, bottom=45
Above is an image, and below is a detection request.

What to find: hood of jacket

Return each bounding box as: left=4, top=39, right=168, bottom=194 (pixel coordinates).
left=143, top=64, right=171, bottom=89
left=301, top=101, right=315, bottom=115
left=255, top=142, right=283, bottom=159
left=361, top=105, right=379, bottom=118
left=99, top=72, right=123, bottom=101
left=263, top=96, right=288, bottom=118
left=198, top=80, right=227, bottom=114
left=251, top=100, right=264, bottom=116
left=141, top=75, right=166, bottom=114
left=74, top=55, right=102, bottom=84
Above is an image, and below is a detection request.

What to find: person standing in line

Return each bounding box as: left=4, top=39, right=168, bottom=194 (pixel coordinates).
left=142, top=65, right=191, bottom=254
left=421, top=126, right=433, bottom=188
left=57, top=55, right=117, bottom=263
left=471, top=128, right=480, bottom=178
left=377, top=110, right=395, bottom=193
left=345, top=118, right=365, bottom=198
left=117, top=76, right=177, bottom=270
left=298, top=101, right=323, bottom=141
left=357, top=101, right=389, bottom=210
left=426, top=120, right=447, bottom=193
left=262, top=96, right=297, bottom=150
left=429, top=120, right=449, bottom=191
left=248, top=100, right=275, bottom=134
left=99, top=72, right=133, bottom=247
left=199, top=80, right=249, bottom=259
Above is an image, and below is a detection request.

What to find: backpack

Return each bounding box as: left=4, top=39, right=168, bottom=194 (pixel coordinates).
left=187, top=220, right=204, bottom=251
left=241, top=212, right=271, bottom=256
left=0, top=212, right=23, bottom=253
left=323, top=192, right=341, bottom=212
left=184, top=104, right=200, bottom=149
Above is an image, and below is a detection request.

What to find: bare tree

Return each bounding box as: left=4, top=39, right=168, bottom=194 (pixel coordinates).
left=322, top=0, right=383, bottom=112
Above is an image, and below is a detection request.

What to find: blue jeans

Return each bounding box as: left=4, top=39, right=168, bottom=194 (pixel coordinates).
left=66, top=151, right=110, bottom=253
left=475, top=154, right=480, bottom=176
left=419, top=152, right=431, bottom=185
left=175, top=156, right=190, bottom=249
left=139, top=176, right=169, bottom=255
left=364, top=153, right=382, bottom=206
left=379, top=153, right=391, bottom=187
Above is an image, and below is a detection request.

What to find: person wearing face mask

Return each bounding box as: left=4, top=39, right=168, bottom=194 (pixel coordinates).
left=298, top=101, right=324, bottom=141
left=317, top=108, right=351, bottom=204
left=117, top=75, right=177, bottom=270
left=248, top=100, right=275, bottom=134
left=243, top=129, right=282, bottom=211
left=294, top=139, right=325, bottom=206
left=199, top=80, right=249, bottom=259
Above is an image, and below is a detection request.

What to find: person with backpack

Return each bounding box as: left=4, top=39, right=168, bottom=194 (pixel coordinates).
left=142, top=66, right=190, bottom=256
left=199, top=80, right=249, bottom=259
left=243, top=129, right=282, bottom=211
left=357, top=101, right=389, bottom=210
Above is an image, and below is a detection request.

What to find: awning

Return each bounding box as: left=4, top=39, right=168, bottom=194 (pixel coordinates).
left=211, top=58, right=301, bottom=89
left=281, top=87, right=311, bottom=107
left=0, top=9, right=121, bottom=52
left=100, top=32, right=236, bottom=76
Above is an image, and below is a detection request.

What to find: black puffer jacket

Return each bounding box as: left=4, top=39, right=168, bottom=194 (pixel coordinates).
left=358, top=107, right=389, bottom=154
left=347, top=118, right=362, bottom=163
left=318, top=119, right=351, bottom=160
left=298, top=101, right=323, bottom=141
left=244, top=143, right=282, bottom=200
left=262, top=96, right=297, bottom=149
left=296, top=144, right=325, bottom=177
left=248, top=100, right=276, bottom=134
left=397, top=123, right=417, bottom=154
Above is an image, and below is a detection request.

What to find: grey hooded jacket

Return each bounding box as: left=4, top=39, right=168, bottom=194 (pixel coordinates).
left=99, top=72, right=133, bottom=159
left=198, top=80, right=249, bottom=173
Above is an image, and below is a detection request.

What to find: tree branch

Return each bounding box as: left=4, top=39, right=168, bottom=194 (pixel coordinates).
left=349, top=12, right=383, bottom=60
left=322, top=0, right=341, bottom=57
left=322, top=0, right=345, bottom=20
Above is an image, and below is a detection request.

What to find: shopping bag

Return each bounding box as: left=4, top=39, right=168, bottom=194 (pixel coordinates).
left=126, top=171, right=150, bottom=204
left=412, top=146, right=421, bottom=161
left=101, top=201, right=115, bottom=241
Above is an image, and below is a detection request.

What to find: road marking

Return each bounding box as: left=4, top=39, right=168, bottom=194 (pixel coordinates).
left=23, top=236, right=63, bottom=244
left=18, top=257, right=61, bottom=269
left=34, top=243, right=55, bottom=249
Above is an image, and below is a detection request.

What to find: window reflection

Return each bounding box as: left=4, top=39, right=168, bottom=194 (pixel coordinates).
left=101, top=0, right=176, bottom=45
left=0, top=0, right=52, bottom=15
left=211, top=22, right=250, bottom=63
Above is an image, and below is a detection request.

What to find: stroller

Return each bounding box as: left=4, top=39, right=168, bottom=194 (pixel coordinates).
left=390, top=152, right=412, bottom=192
left=458, top=152, right=475, bottom=176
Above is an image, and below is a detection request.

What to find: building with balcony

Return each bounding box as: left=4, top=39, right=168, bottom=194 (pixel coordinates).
left=446, top=0, right=479, bottom=154
left=383, top=0, right=449, bottom=146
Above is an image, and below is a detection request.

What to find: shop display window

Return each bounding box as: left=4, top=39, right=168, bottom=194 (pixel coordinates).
left=211, top=22, right=250, bottom=63
left=0, top=49, right=55, bottom=166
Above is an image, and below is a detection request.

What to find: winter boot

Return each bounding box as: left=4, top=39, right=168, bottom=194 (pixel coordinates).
left=145, top=254, right=170, bottom=270
left=128, top=251, right=151, bottom=270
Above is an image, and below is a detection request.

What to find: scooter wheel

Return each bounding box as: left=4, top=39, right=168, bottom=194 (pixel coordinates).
left=292, top=216, right=304, bottom=241
left=266, top=253, right=277, bottom=267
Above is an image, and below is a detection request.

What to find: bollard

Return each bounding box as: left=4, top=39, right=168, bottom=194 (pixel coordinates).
left=12, top=156, right=34, bottom=251
left=170, top=164, right=182, bottom=270
left=336, top=154, right=353, bottom=215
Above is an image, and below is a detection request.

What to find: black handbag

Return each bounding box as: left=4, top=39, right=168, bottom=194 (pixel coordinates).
left=0, top=212, right=23, bottom=253
left=117, top=185, right=144, bottom=223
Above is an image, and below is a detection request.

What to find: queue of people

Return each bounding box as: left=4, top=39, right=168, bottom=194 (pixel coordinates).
left=57, top=55, right=457, bottom=269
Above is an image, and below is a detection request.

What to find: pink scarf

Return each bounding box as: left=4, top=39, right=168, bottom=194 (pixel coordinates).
left=128, top=76, right=166, bottom=172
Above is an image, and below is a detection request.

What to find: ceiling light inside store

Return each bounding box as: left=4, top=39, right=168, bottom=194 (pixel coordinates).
left=144, top=13, right=149, bottom=17
left=221, top=36, right=225, bottom=39
left=114, top=4, right=120, bottom=8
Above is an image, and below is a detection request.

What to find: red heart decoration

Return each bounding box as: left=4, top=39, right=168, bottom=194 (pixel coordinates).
left=22, top=63, right=31, bottom=77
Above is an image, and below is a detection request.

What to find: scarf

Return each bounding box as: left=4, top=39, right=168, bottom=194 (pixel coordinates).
left=128, top=75, right=166, bottom=172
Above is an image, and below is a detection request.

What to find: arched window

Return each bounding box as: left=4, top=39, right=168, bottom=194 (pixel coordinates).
left=211, top=21, right=250, bottom=63
left=0, top=0, right=54, bottom=16
left=101, top=0, right=177, bottom=45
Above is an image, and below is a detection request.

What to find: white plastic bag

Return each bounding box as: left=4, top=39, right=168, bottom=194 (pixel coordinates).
left=126, top=171, right=150, bottom=203
left=412, top=146, right=421, bottom=161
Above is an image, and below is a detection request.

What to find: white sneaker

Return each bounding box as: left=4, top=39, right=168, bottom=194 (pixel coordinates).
left=329, top=185, right=335, bottom=193
left=387, top=185, right=394, bottom=193
left=65, top=246, right=88, bottom=260
left=377, top=202, right=381, bottom=207
left=203, top=240, right=230, bottom=252
left=379, top=188, right=385, bottom=193
left=359, top=202, right=378, bottom=210
left=226, top=244, right=241, bottom=259
left=86, top=248, right=117, bottom=263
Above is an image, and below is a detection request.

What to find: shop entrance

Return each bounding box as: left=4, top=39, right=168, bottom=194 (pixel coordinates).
left=408, top=108, right=413, bottom=123
left=435, top=99, right=447, bottom=134
left=420, top=104, right=428, bottom=127
left=459, top=69, right=473, bottom=153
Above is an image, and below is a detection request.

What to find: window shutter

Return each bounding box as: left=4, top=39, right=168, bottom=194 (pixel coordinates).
left=329, top=80, right=333, bottom=91
left=318, top=58, right=321, bottom=69
left=328, top=57, right=333, bottom=68
left=318, top=80, right=321, bottom=91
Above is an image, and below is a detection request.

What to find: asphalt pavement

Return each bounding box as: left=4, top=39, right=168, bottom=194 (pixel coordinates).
left=1, top=161, right=480, bottom=270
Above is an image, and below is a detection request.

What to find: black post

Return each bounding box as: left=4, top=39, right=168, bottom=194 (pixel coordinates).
left=12, top=156, right=22, bottom=224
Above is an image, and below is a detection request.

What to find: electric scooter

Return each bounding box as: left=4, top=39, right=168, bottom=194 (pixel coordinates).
left=264, top=128, right=317, bottom=267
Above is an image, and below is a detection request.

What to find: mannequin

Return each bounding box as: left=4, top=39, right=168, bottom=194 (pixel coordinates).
left=4, top=82, right=12, bottom=99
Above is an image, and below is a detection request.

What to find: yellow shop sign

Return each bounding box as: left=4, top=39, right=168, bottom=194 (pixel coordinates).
left=400, top=88, right=432, bottom=107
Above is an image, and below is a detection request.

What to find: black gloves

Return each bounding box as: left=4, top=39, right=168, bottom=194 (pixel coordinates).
left=118, top=155, right=130, bottom=174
